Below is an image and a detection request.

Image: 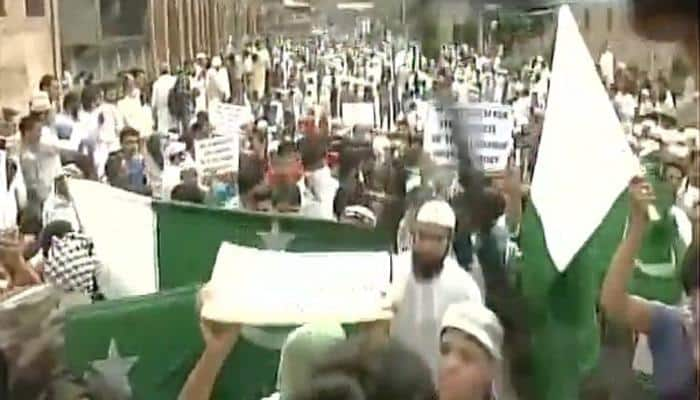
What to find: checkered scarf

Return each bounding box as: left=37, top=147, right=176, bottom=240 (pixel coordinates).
left=44, top=233, right=101, bottom=296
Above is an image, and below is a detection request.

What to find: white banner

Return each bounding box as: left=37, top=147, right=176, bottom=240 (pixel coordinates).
left=194, top=135, right=239, bottom=176
left=342, top=102, right=375, bottom=128
left=423, top=103, right=514, bottom=171
left=202, top=242, right=392, bottom=325
left=209, top=103, right=253, bottom=136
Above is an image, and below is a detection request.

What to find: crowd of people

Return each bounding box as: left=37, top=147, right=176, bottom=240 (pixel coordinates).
left=0, top=1, right=698, bottom=399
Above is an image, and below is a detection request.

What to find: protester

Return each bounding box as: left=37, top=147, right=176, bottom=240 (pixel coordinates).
left=39, top=74, right=61, bottom=110
left=390, top=199, right=484, bottom=381
left=1, top=3, right=697, bottom=399
left=601, top=177, right=698, bottom=399
left=438, top=301, right=504, bottom=400
left=180, top=286, right=347, bottom=400
left=105, top=127, right=151, bottom=195
left=17, top=115, right=62, bottom=234
left=152, top=63, right=178, bottom=135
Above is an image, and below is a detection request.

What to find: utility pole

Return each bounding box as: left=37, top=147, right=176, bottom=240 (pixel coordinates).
left=401, top=0, right=407, bottom=40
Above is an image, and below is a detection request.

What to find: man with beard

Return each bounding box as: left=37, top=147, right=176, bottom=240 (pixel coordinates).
left=390, top=199, right=484, bottom=383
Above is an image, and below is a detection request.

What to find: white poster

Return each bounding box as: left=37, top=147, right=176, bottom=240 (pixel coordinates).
left=201, top=243, right=393, bottom=325
left=67, top=179, right=157, bottom=298
left=422, top=104, right=455, bottom=165
left=209, top=103, right=253, bottom=136
left=194, top=135, right=239, bottom=176
left=342, top=102, right=375, bottom=128
left=453, top=103, right=514, bottom=172
left=423, top=103, right=514, bottom=171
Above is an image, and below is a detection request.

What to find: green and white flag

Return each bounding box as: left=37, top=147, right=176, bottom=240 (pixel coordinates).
left=68, top=179, right=391, bottom=297
left=65, top=179, right=392, bottom=399
left=519, top=5, right=639, bottom=399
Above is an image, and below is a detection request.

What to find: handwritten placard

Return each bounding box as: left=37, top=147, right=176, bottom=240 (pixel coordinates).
left=422, top=104, right=455, bottom=165
left=342, top=102, right=375, bottom=128
left=194, top=135, right=239, bottom=176
left=423, top=103, right=514, bottom=171
left=209, top=103, right=253, bottom=136
left=201, top=243, right=392, bottom=325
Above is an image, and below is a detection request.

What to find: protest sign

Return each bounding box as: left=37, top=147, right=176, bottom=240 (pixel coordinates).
left=209, top=102, right=253, bottom=136
left=423, top=103, right=514, bottom=171
left=342, top=102, right=375, bottom=127
left=453, top=103, right=514, bottom=172
left=201, top=242, right=392, bottom=325
left=422, top=104, right=455, bottom=165
left=194, top=135, right=239, bottom=176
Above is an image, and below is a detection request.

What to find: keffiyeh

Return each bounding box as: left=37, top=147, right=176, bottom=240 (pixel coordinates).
left=44, top=233, right=101, bottom=296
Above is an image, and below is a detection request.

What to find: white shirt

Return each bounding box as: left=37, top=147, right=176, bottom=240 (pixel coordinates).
left=151, top=74, right=178, bottom=134
left=391, top=252, right=483, bottom=382
left=117, top=92, right=153, bottom=138
left=53, top=113, right=86, bottom=152
left=191, top=74, right=208, bottom=114
left=42, top=192, right=80, bottom=229
left=599, top=50, right=615, bottom=85
left=207, top=68, right=231, bottom=106
left=304, top=166, right=339, bottom=221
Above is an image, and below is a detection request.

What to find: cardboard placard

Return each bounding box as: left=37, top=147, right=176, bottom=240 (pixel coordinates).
left=209, top=103, right=253, bottom=136
left=422, top=104, right=455, bottom=165
left=194, top=135, right=239, bottom=176
left=201, top=243, right=392, bottom=325
left=342, top=102, right=375, bottom=128
left=423, top=103, right=514, bottom=171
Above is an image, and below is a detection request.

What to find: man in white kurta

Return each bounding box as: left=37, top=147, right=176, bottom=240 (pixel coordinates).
left=151, top=65, right=178, bottom=135
left=599, top=46, right=615, bottom=89
left=391, top=200, right=484, bottom=383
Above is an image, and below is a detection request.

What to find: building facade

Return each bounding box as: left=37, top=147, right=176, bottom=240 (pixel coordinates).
left=60, top=0, right=262, bottom=82
left=0, top=0, right=61, bottom=112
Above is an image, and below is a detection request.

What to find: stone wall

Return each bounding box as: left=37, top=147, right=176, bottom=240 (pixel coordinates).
left=0, top=0, right=59, bottom=112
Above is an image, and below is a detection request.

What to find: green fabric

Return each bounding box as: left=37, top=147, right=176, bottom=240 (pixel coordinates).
left=277, top=323, right=347, bottom=400
left=519, top=191, right=629, bottom=400
left=154, top=202, right=392, bottom=289
left=629, top=162, right=687, bottom=305
left=64, top=285, right=290, bottom=400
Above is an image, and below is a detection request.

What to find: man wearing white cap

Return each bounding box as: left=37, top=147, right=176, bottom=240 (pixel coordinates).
left=192, top=53, right=209, bottom=114
left=207, top=56, right=231, bottom=107
left=161, top=141, right=192, bottom=200
left=391, top=199, right=484, bottom=383
left=439, top=301, right=504, bottom=400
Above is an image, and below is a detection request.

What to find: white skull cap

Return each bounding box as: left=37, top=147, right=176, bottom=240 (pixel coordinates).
left=442, top=301, right=503, bottom=360
left=415, top=200, right=456, bottom=230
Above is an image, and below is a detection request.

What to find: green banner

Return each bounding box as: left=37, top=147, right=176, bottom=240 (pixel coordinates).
left=155, top=202, right=393, bottom=289
left=65, top=285, right=297, bottom=399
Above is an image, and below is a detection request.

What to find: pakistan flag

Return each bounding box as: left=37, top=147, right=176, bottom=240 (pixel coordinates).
left=64, top=181, right=392, bottom=399
left=518, top=5, right=640, bottom=399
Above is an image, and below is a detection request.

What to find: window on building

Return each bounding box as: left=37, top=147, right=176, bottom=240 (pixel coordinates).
left=606, top=7, right=613, bottom=32
left=100, top=0, right=146, bottom=37
left=584, top=8, right=590, bottom=30
left=0, top=0, right=7, bottom=17
left=25, top=0, right=45, bottom=17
